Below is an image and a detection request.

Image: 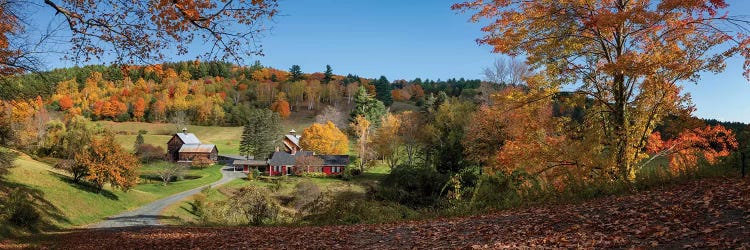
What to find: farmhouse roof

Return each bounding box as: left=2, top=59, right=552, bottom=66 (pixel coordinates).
left=295, top=151, right=314, bottom=157
left=176, top=133, right=201, bottom=144
left=319, top=155, right=349, bottom=166
left=269, top=151, right=296, bottom=166
left=233, top=159, right=268, bottom=166
left=178, top=144, right=216, bottom=153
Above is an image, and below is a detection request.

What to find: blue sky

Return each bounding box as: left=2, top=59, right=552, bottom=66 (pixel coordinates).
left=37, top=0, right=750, bottom=122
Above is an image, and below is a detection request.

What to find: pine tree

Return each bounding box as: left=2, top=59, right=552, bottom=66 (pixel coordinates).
left=323, top=65, right=333, bottom=84
left=374, top=76, right=393, bottom=106
left=134, top=132, right=145, bottom=152
left=239, top=109, right=281, bottom=159
left=289, top=65, right=303, bottom=82
left=350, top=86, right=387, bottom=127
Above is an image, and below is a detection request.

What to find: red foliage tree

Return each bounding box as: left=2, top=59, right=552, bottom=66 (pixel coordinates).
left=647, top=125, right=738, bottom=174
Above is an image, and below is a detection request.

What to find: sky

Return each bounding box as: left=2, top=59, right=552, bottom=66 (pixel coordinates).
left=34, top=0, right=750, bottom=123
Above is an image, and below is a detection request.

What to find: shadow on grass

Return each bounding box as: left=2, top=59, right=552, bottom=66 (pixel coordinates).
left=0, top=179, right=70, bottom=239
left=49, top=171, right=119, bottom=201
left=139, top=174, right=201, bottom=183
left=356, top=172, right=388, bottom=183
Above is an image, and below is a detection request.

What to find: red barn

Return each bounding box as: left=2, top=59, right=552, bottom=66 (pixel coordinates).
left=167, top=128, right=218, bottom=164
left=267, top=151, right=349, bottom=176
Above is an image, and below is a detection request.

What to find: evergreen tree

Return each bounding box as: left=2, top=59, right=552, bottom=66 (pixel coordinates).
left=374, top=76, right=393, bottom=106
left=289, top=65, right=303, bottom=81
left=323, top=65, right=333, bottom=83
left=240, top=109, right=281, bottom=159
left=134, top=132, right=145, bottom=152
left=350, top=86, right=387, bottom=127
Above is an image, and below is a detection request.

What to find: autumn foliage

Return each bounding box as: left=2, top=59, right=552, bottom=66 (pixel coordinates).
left=300, top=121, right=349, bottom=155
left=75, top=134, right=140, bottom=192
left=646, top=125, right=738, bottom=174
left=454, top=0, right=750, bottom=181
left=270, top=92, right=291, bottom=119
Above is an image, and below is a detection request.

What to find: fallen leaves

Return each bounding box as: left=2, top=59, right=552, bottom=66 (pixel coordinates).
left=7, top=178, right=750, bottom=249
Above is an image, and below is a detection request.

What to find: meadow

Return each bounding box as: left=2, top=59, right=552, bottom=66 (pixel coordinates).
left=2, top=152, right=223, bottom=236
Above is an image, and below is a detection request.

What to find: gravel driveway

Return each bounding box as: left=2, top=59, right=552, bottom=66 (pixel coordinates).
left=89, top=166, right=245, bottom=228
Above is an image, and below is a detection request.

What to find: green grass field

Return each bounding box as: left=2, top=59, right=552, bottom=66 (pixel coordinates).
left=160, top=164, right=391, bottom=225
left=3, top=154, right=223, bottom=233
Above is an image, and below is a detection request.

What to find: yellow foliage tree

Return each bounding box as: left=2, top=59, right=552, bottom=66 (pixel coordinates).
left=300, top=121, right=348, bottom=155
left=350, top=115, right=372, bottom=172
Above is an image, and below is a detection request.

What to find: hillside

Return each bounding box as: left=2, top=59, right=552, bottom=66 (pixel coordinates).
left=96, top=109, right=317, bottom=155
left=0, top=152, right=223, bottom=236
left=7, top=177, right=749, bottom=249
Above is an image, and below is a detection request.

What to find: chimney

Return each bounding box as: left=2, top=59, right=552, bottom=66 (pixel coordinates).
left=182, top=127, right=188, bottom=134
left=289, top=129, right=296, bottom=136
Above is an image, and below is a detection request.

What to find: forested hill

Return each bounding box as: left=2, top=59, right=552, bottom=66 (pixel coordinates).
left=0, top=61, right=485, bottom=126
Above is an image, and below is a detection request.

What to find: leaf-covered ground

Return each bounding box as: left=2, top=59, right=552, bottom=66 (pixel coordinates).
left=6, top=178, right=750, bottom=249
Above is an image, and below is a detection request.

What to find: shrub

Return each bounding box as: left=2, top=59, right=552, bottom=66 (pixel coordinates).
left=135, top=144, right=166, bottom=163
left=376, top=164, right=449, bottom=208
left=469, top=170, right=532, bottom=209
left=293, top=180, right=322, bottom=213
left=302, top=191, right=416, bottom=226
left=191, top=156, right=213, bottom=168
left=228, top=186, right=281, bottom=226
left=190, top=192, right=208, bottom=218
left=1, top=189, right=41, bottom=229
left=250, top=169, right=261, bottom=180
left=300, top=172, right=327, bottom=178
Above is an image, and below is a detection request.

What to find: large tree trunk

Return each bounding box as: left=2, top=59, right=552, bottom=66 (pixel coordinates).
left=612, top=73, right=633, bottom=181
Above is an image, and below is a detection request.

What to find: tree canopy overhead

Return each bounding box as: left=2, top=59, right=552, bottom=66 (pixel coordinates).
left=1, top=0, right=278, bottom=73
left=454, top=0, right=750, bottom=181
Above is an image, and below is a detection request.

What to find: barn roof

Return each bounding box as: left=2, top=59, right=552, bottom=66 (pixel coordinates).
left=233, top=159, right=268, bottom=166
left=285, top=134, right=301, bottom=147
left=269, top=151, right=295, bottom=166
left=179, top=144, right=216, bottom=153
left=319, top=155, right=349, bottom=166
left=175, top=133, right=201, bottom=144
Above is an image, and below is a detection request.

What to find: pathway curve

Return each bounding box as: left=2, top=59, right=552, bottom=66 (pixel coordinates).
left=89, top=166, right=245, bottom=228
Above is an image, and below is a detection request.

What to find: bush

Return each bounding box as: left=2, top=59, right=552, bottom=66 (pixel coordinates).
left=135, top=144, right=166, bottom=163
left=302, top=191, right=416, bottom=226
left=293, top=180, right=323, bottom=214
left=1, top=189, right=41, bottom=229
left=190, top=192, right=208, bottom=218
left=228, top=186, right=281, bottom=226
left=250, top=169, right=261, bottom=180
left=191, top=156, right=213, bottom=168
left=469, top=170, right=533, bottom=209
left=300, top=172, right=327, bottom=178
left=376, top=164, right=449, bottom=208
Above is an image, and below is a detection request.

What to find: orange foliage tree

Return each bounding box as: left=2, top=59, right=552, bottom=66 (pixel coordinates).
left=270, top=92, right=291, bottom=119
left=76, top=133, right=140, bottom=192
left=646, top=125, right=738, bottom=174
left=300, top=121, right=349, bottom=155
left=132, top=97, right=147, bottom=121
left=58, top=95, right=73, bottom=111
left=37, top=0, right=278, bottom=63
left=454, top=0, right=750, bottom=181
